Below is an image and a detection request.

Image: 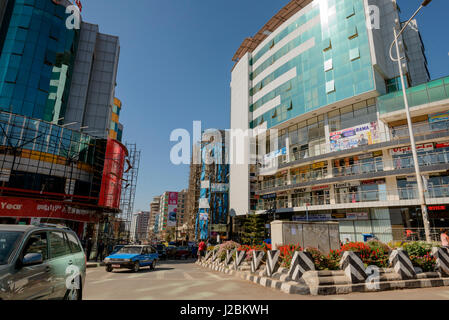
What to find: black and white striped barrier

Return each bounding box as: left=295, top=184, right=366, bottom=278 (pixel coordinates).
left=432, top=247, right=449, bottom=276
left=225, top=249, right=235, bottom=266
left=204, top=250, right=213, bottom=261
left=234, top=250, right=246, bottom=270
left=339, top=251, right=367, bottom=284
left=266, top=250, right=280, bottom=278
left=287, top=251, right=315, bottom=281
left=251, top=251, right=265, bottom=273
left=212, top=248, right=220, bottom=262
left=389, top=249, right=416, bottom=280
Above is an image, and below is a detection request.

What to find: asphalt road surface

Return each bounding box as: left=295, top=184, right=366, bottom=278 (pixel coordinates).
left=84, top=260, right=449, bottom=300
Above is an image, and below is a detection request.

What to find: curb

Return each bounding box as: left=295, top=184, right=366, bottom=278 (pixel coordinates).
left=196, top=260, right=449, bottom=296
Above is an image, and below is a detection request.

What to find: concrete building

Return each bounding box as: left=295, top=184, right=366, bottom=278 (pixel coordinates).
left=229, top=0, right=446, bottom=242
left=130, top=211, right=150, bottom=242
left=156, top=190, right=188, bottom=241
left=0, top=0, right=127, bottom=242
left=149, top=196, right=161, bottom=240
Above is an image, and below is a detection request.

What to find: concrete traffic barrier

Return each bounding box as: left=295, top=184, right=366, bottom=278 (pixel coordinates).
left=339, top=251, right=367, bottom=284
left=432, top=247, right=449, bottom=276
left=265, top=250, right=280, bottom=278
left=233, top=250, right=246, bottom=270
left=389, top=249, right=416, bottom=280
left=251, top=251, right=265, bottom=273
left=286, top=251, right=315, bottom=282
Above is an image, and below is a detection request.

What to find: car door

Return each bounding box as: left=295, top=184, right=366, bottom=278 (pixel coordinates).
left=9, top=231, right=53, bottom=300
left=149, top=246, right=158, bottom=262
left=140, top=247, right=150, bottom=266
left=47, top=231, right=74, bottom=300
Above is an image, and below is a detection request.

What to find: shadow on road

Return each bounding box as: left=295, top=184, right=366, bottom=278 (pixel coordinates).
left=159, top=259, right=198, bottom=265
left=112, top=267, right=175, bottom=274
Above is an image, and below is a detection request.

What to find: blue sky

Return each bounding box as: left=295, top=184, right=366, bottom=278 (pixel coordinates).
left=81, top=0, right=449, bottom=212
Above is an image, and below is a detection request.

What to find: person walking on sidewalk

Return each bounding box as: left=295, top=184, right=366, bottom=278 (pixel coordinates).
left=96, top=239, right=105, bottom=262
left=86, top=238, right=93, bottom=261
left=198, top=240, right=206, bottom=261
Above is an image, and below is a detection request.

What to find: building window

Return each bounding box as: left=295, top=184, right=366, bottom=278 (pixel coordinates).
left=326, top=80, right=335, bottom=94
left=324, top=59, right=333, bottom=72
left=350, top=48, right=360, bottom=61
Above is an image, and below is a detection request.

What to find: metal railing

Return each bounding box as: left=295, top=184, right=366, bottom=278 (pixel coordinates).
left=257, top=185, right=449, bottom=209
left=333, top=160, right=384, bottom=177
left=391, top=119, right=449, bottom=139
left=390, top=226, right=445, bottom=242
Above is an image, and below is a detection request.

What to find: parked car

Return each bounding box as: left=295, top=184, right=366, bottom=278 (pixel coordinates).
left=0, top=224, right=86, bottom=300
left=156, top=244, right=167, bottom=260
left=104, top=245, right=158, bottom=272
left=175, top=246, right=191, bottom=259
left=165, top=245, right=177, bottom=259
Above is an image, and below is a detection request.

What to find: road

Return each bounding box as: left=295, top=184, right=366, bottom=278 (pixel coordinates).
left=84, top=259, right=449, bottom=300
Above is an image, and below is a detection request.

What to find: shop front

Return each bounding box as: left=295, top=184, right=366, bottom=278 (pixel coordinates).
left=0, top=196, right=101, bottom=240
left=335, top=179, right=386, bottom=203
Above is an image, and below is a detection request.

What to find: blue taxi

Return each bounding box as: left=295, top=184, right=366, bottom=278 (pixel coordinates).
left=104, top=245, right=158, bottom=272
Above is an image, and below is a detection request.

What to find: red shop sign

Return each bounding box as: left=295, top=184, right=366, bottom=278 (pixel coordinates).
left=428, top=206, right=446, bottom=211
left=436, top=142, right=449, bottom=149
left=0, top=196, right=98, bottom=223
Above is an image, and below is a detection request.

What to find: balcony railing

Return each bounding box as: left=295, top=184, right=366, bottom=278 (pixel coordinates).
left=378, top=76, right=449, bottom=115
left=256, top=185, right=449, bottom=210
left=393, top=150, right=449, bottom=170
left=333, top=160, right=384, bottom=177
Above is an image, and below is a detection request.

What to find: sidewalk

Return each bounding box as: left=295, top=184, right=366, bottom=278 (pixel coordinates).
left=86, top=260, right=105, bottom=268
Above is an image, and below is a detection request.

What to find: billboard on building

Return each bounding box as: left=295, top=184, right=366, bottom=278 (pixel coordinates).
left=167, top=192, right=178, bottom=227
left=329, top=122, right=381, bottom=152
left=99, top=139, right=128, bottom=209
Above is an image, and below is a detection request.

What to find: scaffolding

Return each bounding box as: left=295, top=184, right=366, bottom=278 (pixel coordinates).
left=185, top=143, right=202, bottom=242
left=119, top=142, right=141, bottom=240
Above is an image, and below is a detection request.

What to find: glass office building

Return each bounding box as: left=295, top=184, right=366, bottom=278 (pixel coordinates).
left=0, top=0, right=79, bottom=122
left=229, top=0, right=445, bottom=242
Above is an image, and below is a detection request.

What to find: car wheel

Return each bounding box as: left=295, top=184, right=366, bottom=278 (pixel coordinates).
left=150, top=260, right=156, bottom=270
left=106, top=265, right=113, bottom=272
left=65, top=277, right=82, bottom=301
left=133, top=261, right=140, bottom=272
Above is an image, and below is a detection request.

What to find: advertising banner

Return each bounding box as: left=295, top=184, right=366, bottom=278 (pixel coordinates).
left=264, top=147, right=287, bottom=161
left=429, top=111, right=449, bottom=123
left=167, top=192, right=178, bottom=227
left=329, top=122, right=381, bottom=152
left=210, top=183, right=229, bottom=192
left=0, top=196, right=96, bottom=222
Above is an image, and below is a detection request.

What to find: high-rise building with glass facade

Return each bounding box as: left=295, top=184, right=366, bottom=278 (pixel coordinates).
left=0, top=0, right=127, bottom=244
left=0, top=0, right=120, bottom=138
left=229, top=0, right=449, bottom=243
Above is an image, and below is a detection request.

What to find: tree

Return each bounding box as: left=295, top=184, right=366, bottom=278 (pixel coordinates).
left=241, top=214, right=266, bottom=246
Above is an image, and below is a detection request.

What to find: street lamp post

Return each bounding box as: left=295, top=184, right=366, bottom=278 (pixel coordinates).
left=389, top=0, right=432, bottom=243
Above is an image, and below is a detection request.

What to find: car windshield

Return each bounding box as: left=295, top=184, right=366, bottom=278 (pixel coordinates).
left=178, top=247, right=188, bottom=250
left=0, top=231, right=23, bottom=265
left=117, top=246, right=142, bottom=254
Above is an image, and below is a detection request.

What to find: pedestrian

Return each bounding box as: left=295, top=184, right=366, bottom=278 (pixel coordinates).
left=96, top=239, right=105, bottom=262
left=198, top=240, right=206, bottom=261
left=440, top=229, right=449, bottom=249
left=86, top=237, right=93, bottom=261
left=107, top=241, right=113, bottom=255
left=191, top=245, right=198, bottom=259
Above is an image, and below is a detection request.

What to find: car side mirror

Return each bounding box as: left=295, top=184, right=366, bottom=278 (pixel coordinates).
left=22, top=253, right=43, bottom=266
